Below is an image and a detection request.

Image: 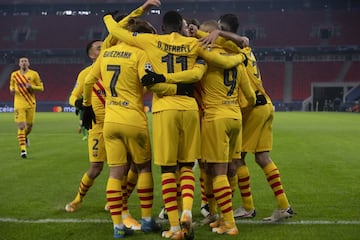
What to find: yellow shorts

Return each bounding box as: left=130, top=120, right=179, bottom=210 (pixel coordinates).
left=103, top=122, right=151, bottom=167
left=201, top=118, right=242, bottom=163
left=153, top=110, right=200, bottom=166
left=14, top=107, right=35, bottom=124
left=242, top=103, right=274, bottom=153
left=87, top=122, right=106, bottom=163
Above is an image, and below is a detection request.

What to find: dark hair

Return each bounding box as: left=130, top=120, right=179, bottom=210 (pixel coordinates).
left=113, top=12, right=127, bottom=23
left=218, top=13, right=239, bottom=33
left=186, top=18, right=200, bottom=28
left=86, top=39, right=102, bottom=56
left=127, top=18, right=156, bottom=34
left=162, top=11, right=183, bottom=31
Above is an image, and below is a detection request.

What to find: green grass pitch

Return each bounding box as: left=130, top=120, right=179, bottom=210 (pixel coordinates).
left=0, top=111, right=359, bottom=239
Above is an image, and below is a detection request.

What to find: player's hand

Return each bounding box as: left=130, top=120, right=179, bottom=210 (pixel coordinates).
left=142, top=0, right=161, bottom=11
left=199, top=29, right=220, bottom=48
left=240, top=36, right=250, bottom=48
left=241, top=52, right=248, bottom=67
left=141, top=69, right=166, bottom=86
left=255, top=91, right=267, bottom=106
left=176, top=83, right=194, bottom=97
left=82, top=105, right=96, bottom=130
left=74, top=98, right=83, bottom=110
left=103, top=10, right=124, bottom=22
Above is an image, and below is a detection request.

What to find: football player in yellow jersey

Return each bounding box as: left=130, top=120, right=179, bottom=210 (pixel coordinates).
left=191, top=20, right=256, bottom=235
left=9, top=56, right=44, bottom=158
left=65, top=4, right=154, bottom=230
left=65, top=39, right=105, bottom=214
left=82, top=17, right=167, bottom=238
left=199, top=13, right=294, bottom=222
left=103, top=5, right=248, bottom=239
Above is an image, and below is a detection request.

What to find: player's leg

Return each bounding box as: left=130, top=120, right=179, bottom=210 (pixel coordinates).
left=153, top=111, right=184, bottom=239
left=65, top=124, right=105, bottom=212
left=232, top=153, right=255, bottom=218
left=256, top=151, right=293, bottom=222
left=198, top=160, right=211, bottom=218
left=253, top=105, right=293, bottom=221
left=178, top=110, right=201, bottom=240
left=14, top=108, right=27, bottom=158
left=24, top=107, right=34, bottom=147
left=200, top=162, right=218, bottom=225
left=121, top=160, right=141, bottom=230
left=202, top=119, right=238, bottom=235
left=125, top=125, right=161, bottom=232
left=209, top=163, right=238, bottom=235
left=103, top=122, right=133, bottom=238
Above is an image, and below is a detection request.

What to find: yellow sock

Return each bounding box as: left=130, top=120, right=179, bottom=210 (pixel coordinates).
left=106, top=177, right=124, bottom=225
left=237, top=165, right=254, bottom=210
left=161, top=172, right=180, bottom=227
left=199, top=166, right=207, bottom=206
left=121, top=176, right=129, bottom=216
left=213, top=175, right=235, bottom=226
left=205, top=173, right=216, bottom=214
left=127, top=169, right=138, bottom=197
left=228, top=175, right=237, bottom=196
left=137, top=172, right=154, bottom=218
left=17, top=129, right=26, bottom=151
left=74, top=173, right=94, bottom=203
left=180, top=167, right=195, bottom=212
left=175, top=170, right=182, bottom=212
left=263, top=162, right=289, bottom=209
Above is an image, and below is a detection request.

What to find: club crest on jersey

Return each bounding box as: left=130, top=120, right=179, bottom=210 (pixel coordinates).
left=96, top=89, right=106, bottom=97
left=145, top=62, right=153, bottom=71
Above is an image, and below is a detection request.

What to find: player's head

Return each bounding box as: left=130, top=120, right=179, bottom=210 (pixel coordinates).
left=218, top=13, right=239, bottom=33
left=18, top=56, right=30, bottom=71
left=112, top=11, right=127, bottom=23
left=162, top=10, right=183, bottom=34
left=127, top=18, right=157, bottom=34
left=86, top=39, right=103, bottom=61
left=200, top=20, right=220, bottom=33
left=186, top=18, right=200, bottom=28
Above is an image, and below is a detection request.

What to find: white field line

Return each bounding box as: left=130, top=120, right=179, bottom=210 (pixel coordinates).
left=0, top=217, right=359, bottom=225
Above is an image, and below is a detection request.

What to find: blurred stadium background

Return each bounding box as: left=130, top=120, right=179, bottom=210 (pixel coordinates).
left=0, top=0, right=359, bottom=112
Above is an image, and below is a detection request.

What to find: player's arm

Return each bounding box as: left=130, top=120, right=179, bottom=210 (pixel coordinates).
left=9, top=73, right=15, bottom=93
left=142, top=59, right=207, bottom=86
left=238, top=64, right=256, bottom=106
left=195, top=29, right=245, bottom=54
left=164, top=58, right=207, bottom=84
left=101, top=1, right=158, bottom=49
left=198, top=47, right=246, bottom=69
left=198, top=29, right=249, bottom=49
left=83, top=59, right=102, bottom=107
left=103, top=15, right=151, bottom=49
left=147, top=83, right=177, bottom=96
left=81, top=58, right=101, bottom=130
left=28, top=72, right=44, bottom=92
left=69, top=69, right=87, bottom=106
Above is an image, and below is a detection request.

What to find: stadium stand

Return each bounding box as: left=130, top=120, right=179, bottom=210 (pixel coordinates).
left=291, top=61, right=343, bottom=101
left=0, top=1, right=358, bottom=111
left=344, top=61, right=360, bottom=82
left=258, top=62, right=285, bottom=101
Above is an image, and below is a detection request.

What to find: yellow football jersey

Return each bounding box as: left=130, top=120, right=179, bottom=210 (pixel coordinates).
left=200, top=46, right=255, bottom=121
left=84, top=42, right=150, bottom=128
left=69, top=65, right=105, bottom=123
left=10, top=69, right=44, bottom=109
